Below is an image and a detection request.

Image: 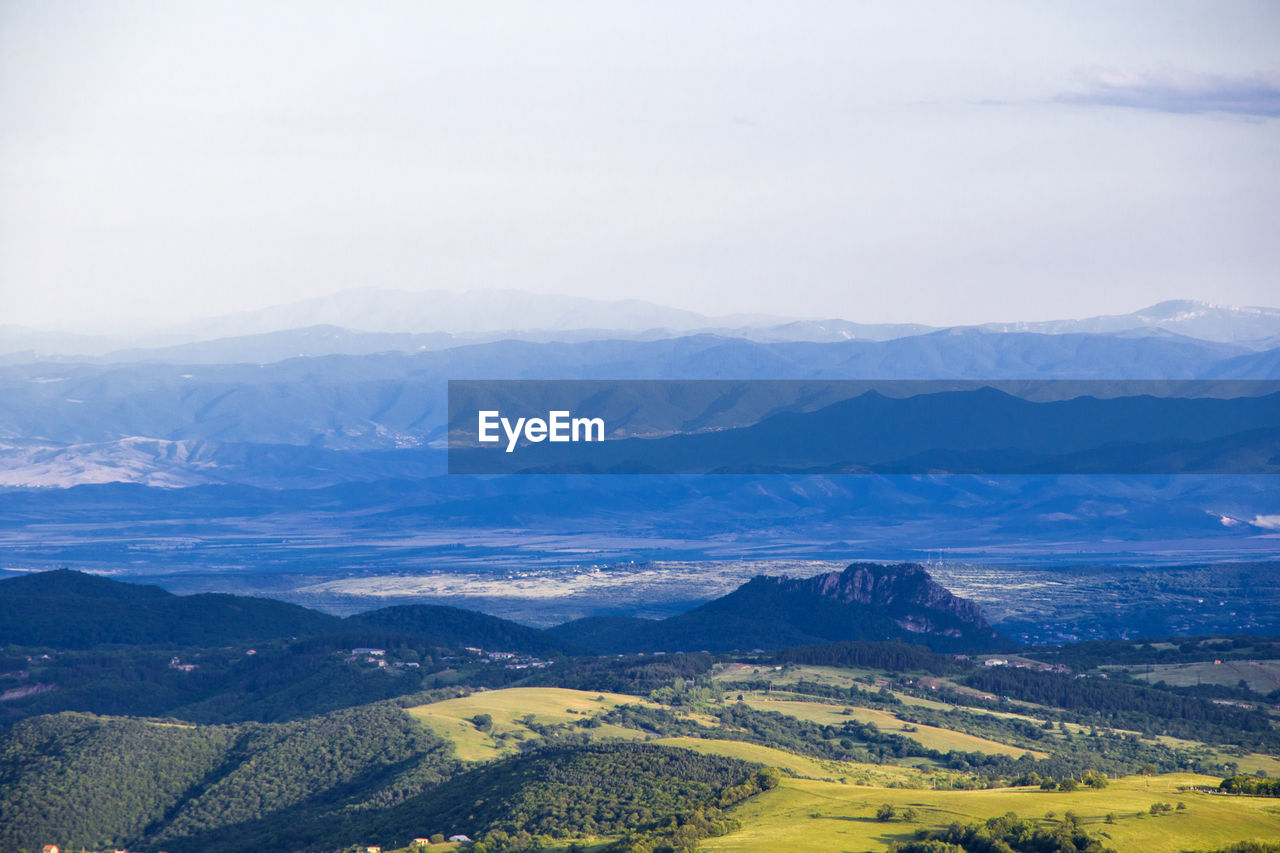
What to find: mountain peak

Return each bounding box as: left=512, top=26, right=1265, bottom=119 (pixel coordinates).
left=746, top=562, right=996, bottom=638
left=0, top=569, right=172, bottom=601
left=554, top=562, right=1006, bottom=653
left=977, top=299, right=1280, bottom=344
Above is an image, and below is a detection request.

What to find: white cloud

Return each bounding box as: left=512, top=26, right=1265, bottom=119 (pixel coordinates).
left=1058, top=68, right=1280, bottom=117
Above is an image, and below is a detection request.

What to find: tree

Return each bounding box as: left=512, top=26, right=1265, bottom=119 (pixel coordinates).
left=876, top=803, right=896, bottom=821
left=1083, top=771, right=1108, bottom=788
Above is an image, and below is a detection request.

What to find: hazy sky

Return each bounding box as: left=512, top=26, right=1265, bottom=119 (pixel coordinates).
left=2, top=1, right=1278, bottom=332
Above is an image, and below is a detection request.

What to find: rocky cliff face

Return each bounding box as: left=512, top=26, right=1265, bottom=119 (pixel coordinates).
left=612, top=560, right=1012, bottom=653
left=754, top=562, right=994, bottom=638
left=553, top=561, right=1006, bottom=654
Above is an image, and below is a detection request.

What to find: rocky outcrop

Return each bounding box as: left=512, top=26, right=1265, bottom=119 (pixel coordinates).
left=554, top=562, right=1007, bottom=654
left=755, top=562, right=994, bottom=637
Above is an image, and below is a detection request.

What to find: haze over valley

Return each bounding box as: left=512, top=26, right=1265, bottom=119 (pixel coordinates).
left=1, top=294, right=1276, bottom=648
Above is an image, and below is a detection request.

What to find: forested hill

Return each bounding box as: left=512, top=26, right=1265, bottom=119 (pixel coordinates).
left=344, top=604, right=578, bottom=656
left=0, top=570, right=570, bottom=654
left=0, top=704, right=459, bottom=853
left=0, top=565, right=1005, bottom=655
left=0, top=708, right=771, bottom=853
left=0, top=569, right=339, bottom=647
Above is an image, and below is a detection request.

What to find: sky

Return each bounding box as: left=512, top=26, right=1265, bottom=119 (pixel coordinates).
left=1, top=1, right=1278, bottom=332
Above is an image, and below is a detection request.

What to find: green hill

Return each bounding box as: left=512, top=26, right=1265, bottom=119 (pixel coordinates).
left=0, top=570, right=573, bottom=655
left=0, top=569, right=340, bottom=647
left=0, top=704, right=458, bottom=853
left=349, top=741, right=773, bottom=851
left=0, top=703, right=773, bottom=853
left=345, top=603, right=579, bottom=656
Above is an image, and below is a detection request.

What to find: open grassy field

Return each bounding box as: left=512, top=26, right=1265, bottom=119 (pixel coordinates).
left=651, top=736, right=963, bottom=788
left=1117, top=659, right=1280, bottom=693
left=715, top=662, right=879, bottom=687
left=404, top=687, right=657, bottom=761
left=739, top=693, right=1047, bottom=758
left=1213, top=750, right=1280, bottom=777
left=1143, top=738, right=1280, bottom=777
left=703, top=773, right=1280, bottom=853
left=729, top=663, right=1159, bottom=743
left=717, top=661, right=1056, bottom=715
left=715, top=662, right=953, bottom=709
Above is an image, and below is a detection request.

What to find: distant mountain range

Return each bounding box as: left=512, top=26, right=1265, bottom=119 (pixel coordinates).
left=1, top=330, right=1277, bottom=487
left=977, top=299, right=1280, bottom=345
left=1, top=292, right=1276, bottom=574
left=4, top=292, right=1280, bottom=361
left=177, top=287, right=723, bottom=339
left=0, top=564, right=1002, bottom=653
left=1, top=333, right=1275, bottom=487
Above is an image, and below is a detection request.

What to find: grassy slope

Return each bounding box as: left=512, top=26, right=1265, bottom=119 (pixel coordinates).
left=405, top=684, right=1042, bottom=766
left=1117, top=658, right=1280, bottom=693
left=718, top=660, right=1263, bottom=750
left=403, top=685, right=1280, bottom=853
left=650, top=736, right=959, bottom=788
left=738, top=693, right=1047, bottom=758
left=703, top=774, right=1280, bottom=853
left=404, top=687, right=656, bottom=761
